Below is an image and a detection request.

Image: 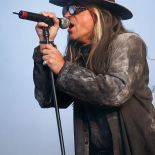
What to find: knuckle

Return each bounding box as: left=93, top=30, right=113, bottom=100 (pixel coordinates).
left=49, top=59, right=53, bottom=64
left=42, top=50, right=45, bottom=54
left=42, top=48, right=47, bottom=53
left=50, top=13, right=57, bottom=19
left=42, top=50, right=45, bottom=55
left=44, top=44, right=48, bottom=48
left=50, top=12, right=56, bottom=16
left=55, top=18, right=59, bottom=22
left=42, top=11, right=48, bottom=16
left=40, top=11, right=45, bottom=15
left=49, top=53, right=53, bottom=58
left=44, top=44, right=49, bottom=49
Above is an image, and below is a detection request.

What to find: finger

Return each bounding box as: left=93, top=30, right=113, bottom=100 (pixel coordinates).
left=50, top=15, right=59, bottom=26
left=40, top=44, right=55, bottom=53
left=46, top=12, right=56, bottom=17
left=39, top=12, right=59, bottom=26
left=42, top=56, right=56, bottom=66
left=36, top=22, right=48, bottom=28
left=42, top=55, right=50, bottom=61
left=40, top=44, right=46, bottom=53
left=42, top=44, right=55, bottom=50
left=46, top=13, right=59, bottom=26
left=43, top=59, right=49, bottom=66
left=39, top=11, right=49, bottom=17
left=40, top=12, right=57, bottom=20
left=42, top=49, right=52, bottom=55
left=43, top=59, right=54, bottom=67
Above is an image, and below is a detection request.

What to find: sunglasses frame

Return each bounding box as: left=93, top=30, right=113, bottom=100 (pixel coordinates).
left=62, top=4, right=87, bottom=16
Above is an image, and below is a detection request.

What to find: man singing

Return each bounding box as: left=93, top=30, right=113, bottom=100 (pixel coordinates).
left=33, top=0, right=155, bottom=154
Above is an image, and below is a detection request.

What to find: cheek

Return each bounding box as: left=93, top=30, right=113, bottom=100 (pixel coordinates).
left=77, top=15, right=94, bottom=35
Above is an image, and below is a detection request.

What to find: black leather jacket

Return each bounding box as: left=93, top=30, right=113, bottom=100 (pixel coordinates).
left=33, top=33, right=155, bottom=155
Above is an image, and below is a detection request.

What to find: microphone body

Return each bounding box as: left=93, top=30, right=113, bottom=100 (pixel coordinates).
left=14, top=11, right=70, bottom=29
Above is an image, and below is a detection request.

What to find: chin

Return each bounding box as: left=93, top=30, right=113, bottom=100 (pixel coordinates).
left=69, top=35, right=77, bottom=41
left=69, top=34, right=84, bottom=43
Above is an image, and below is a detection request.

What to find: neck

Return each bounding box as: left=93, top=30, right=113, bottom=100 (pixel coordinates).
left=81, top=39, right=92, bottom=46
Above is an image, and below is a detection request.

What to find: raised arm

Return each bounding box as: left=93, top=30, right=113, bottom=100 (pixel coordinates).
left=33, top=46, right=73, bottom=108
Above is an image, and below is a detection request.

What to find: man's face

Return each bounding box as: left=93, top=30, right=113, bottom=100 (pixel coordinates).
left=64, top=2, right=94, bottom=45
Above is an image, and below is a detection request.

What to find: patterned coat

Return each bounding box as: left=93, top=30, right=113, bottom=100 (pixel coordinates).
left=33, top=33, right=155, bottom=155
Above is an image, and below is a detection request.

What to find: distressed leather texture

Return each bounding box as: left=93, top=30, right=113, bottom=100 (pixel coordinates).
left=33, top=33, right=155, bottom=155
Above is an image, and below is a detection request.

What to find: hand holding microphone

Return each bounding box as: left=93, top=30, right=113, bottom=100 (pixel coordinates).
left=13, top=10, right=66, bottom=73
left=13, top=10, right=70, bottom=28
left=35, top=11, right=65, bottom=72
left=35, top=11, right=60, bottom=42
left=34, top=11, right=65, bottom=72
left=13, top=10, right=70, bottom=41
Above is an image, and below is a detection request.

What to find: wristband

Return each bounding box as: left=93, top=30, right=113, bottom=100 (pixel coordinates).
left=39, top=41, right=57, bottom=48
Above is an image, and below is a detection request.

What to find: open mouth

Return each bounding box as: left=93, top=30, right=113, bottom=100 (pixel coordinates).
left=69, top=23, right=74, bottom=29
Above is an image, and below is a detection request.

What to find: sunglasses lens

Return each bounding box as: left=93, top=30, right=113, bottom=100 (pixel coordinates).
left=69, top=5, right=76, bottom=15
left=62, top=5, right=87, bottom=16
left=62, top=6, right=67, bottom=16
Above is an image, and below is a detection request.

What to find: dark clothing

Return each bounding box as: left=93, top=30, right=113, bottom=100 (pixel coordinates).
left=73, top=44, right=113, bottom=152
left=33, top=33, right=155, bottom=155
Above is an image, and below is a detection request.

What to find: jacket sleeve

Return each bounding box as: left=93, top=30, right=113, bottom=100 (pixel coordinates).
left=55, top=33, right=147, bottom=109
left=33, top=46, right=73, bottom=109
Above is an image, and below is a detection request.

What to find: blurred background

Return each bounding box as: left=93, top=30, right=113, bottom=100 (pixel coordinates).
left=0, top=0, right=154, bottom=155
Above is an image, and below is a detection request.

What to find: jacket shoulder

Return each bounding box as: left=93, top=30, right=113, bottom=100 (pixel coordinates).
left=110, top=33, right=147, bottom=65
left=113, top=33, right=146, bottom=47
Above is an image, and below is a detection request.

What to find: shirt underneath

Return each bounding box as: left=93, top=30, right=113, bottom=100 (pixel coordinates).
left=74, top=44, right=113, bottom=154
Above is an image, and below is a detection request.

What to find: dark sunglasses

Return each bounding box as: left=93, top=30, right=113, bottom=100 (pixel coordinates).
left=62, top=4, right=87, bottom=16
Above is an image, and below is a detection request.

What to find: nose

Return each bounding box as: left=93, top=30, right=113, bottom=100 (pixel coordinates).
left=64, top=11, right=71, bottom=18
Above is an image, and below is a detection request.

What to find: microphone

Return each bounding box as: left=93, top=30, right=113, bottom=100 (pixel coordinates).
left=13, top=10, right=70, bottom=29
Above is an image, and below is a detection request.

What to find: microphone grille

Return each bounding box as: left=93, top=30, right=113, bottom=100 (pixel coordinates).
left=60, top=17, right=70, bottom=29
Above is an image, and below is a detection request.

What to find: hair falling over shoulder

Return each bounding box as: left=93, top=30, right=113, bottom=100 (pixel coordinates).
left=65, top=4, right=129, bottom=75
